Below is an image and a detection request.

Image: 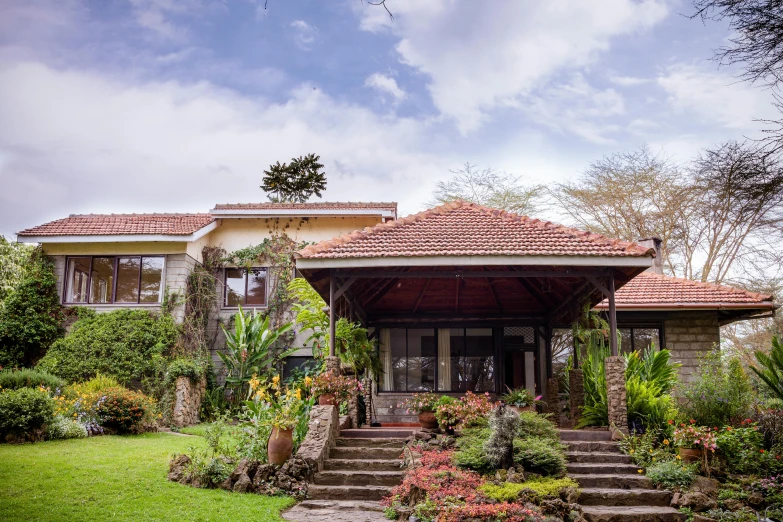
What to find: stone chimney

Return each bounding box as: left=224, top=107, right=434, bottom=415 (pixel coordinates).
left=638, top=237, right=663, bottom=275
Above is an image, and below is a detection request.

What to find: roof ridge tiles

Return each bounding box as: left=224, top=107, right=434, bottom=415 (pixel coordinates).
left=634, top=272, right=773, bottom=301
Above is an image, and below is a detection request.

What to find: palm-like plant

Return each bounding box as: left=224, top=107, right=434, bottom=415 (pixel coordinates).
left=625, top=346, right=680, bottom=395
left=219, top=306, right=295, bottom=403
left=751, top=336, right=783, bottom=400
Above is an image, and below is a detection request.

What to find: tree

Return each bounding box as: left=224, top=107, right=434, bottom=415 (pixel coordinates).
left=261, top=153, right=327, bottom=203
left=430, top=163, right=544, bottom=215
left=0, top=236, right=33, bottom=305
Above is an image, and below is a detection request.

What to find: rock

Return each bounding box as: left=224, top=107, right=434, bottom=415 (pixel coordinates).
left=560, top=486, right=580, bottom=504
left=414, top=431, right=433, bottom=441
left=167, top=454, right=191, bottom=483
left=679, top=492, right=717, bottom=512
left=692, top=516, right=718, bottom=522
left=539, top=498, right=575, bottom=518
left=506, top=467, right=525, bottom=484
left=690, top=476, right=720, bottom=496
left=219, top=476, right=233, bottom=491
left=230, top=458, right=250, bottom=482
left=721, top=499, right=744, bottom=511
left=670, top=492, right=680, bottom=507
left=421, top=428, right=439, bottom=434
left=495, top=469, right=508, bottom=483
left=233, top=473, right=252, bottom=493
left=747, top=492, right=764, bottom=507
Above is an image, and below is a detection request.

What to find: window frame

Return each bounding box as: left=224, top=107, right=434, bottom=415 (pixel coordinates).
left=62, top=255, right=166, bottom=305
left=617, top=325, right=664, bottom=353
left=222, top=266, right=269, bottom=309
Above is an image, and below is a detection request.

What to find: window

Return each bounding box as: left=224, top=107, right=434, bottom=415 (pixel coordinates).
left=224, top=267, right=267, bottom=307
left=64, top=256, right=165, bottom=304
left=619, top=327, right=661, bottom=354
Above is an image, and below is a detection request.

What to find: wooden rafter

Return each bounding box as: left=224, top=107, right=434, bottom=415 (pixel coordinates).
left=454, top=278, right=460, bottom=313
left=412, top=278, right=432, bottom=313
left=364, top=277, right=400, bottom=309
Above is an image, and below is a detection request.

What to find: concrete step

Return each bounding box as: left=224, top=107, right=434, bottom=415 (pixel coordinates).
left=578, top=488, right=673, bottom=507
left=307, top=484, right=392, bottom=501
left=340, top=428, right=417, bottom=438
left=567, top=463, right=640, bottom=475
left=313, top=470, right=405, bottom=487
left=563, top=441, right=622, bottom=453
left=325, top=458, right=402, bottom=472
left=559, top=429, right=612, bottom=442
left=567, top=452, right=632, bottom=464
left=293, top=500, right=385, bottom=512
left=329, top=446, right=403, bottom=460
left=581, top=505, right=685, bottom=522
left=570, top=473, right=653, bottom=489
left=335, top=437, right=408, bottom=448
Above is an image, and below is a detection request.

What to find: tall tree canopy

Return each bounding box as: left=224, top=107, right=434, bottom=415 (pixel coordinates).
left=430, top=163, right=543, bottom=216
left=261, top=153, right=327, bottom=203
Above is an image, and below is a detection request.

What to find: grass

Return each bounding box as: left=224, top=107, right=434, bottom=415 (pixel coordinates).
left=0, top=432, right=295, bottom=521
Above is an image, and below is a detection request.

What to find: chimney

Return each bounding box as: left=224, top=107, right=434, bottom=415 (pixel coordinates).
left=638, top=237, right=663, bottom=275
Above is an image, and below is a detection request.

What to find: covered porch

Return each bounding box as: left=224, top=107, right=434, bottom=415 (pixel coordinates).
left=295, top=202, right=654, bottom=423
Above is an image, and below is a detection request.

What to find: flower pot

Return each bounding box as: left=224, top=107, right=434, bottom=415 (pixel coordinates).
left=418, top=410, right=438, bottom=430
left=268, top=427, right=294, bottom=465
left=509, top=405, right=534, bottom=414
left=318, top=394, right=337, bottom=406
left=678, top=447, right=701, bottom=463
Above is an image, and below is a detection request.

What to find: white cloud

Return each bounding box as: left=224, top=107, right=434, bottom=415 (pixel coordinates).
left=290, top=20, right=318, bottom=51
left=610, top=75, right=650, bottom=86
left=355, top=0, right=669, bottom=133
left=657, top=64, right=774, bottom=129
left=365, top=73, right=406, bottom=101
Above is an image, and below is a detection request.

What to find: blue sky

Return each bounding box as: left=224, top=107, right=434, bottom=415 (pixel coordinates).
left=0, top=0, right=777, bottom=237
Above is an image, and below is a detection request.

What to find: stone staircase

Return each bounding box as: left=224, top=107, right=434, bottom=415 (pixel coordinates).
left=306, top=429, right=410, bottom=501
left=561, top=430, right=685, bottom=522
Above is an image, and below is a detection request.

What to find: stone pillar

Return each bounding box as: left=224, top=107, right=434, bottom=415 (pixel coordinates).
left=363, top=377, right=372, bottom=427
left=325, top=356, right=341, bottom=374
left=172, top=376, right=206, bottom=427
left=546, top=377, right=560, bottom=427
left=605, top=356, right=628, bottom=435
left=569, top=369, right=584, bottom=428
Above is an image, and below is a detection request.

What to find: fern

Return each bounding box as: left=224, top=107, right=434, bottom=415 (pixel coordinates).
left=751, top=336, right=783, bottom=400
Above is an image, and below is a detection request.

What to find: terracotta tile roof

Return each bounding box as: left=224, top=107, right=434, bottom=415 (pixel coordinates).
left=18, top=213, right=216, bottom=237
left=212, top=202, right=397, bottom=211
left=297, top=201, right=654, bottom=259
left=598, top=272, right=775, bottom=308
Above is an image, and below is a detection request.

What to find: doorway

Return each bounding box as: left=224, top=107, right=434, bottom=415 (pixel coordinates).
left=502, top=327, right=539, bottom=394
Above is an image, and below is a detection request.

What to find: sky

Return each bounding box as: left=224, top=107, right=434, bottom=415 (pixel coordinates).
left=0, top=0, right=778, bottom=238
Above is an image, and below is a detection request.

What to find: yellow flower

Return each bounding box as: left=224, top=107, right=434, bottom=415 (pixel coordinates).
left=663, top=439, right=670, bottom=446
left=637, top=469, right=644, bottom=474
left=676, top=455, right=682, bottom=460
left=304, top=376, right=312, bottom=386
left=629, top=449, right=634, bottom=455
left=295, top=388, right=302, bottom=400
left=272, top=375, right=280, bottom=385
left=652, top=458, right=656, bottom=462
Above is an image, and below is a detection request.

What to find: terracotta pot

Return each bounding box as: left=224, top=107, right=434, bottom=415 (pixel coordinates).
left=678, top=447, right=702, bottom=463
left=418, top=410, right=438, bottom=430
left=318, top=394, right=337, bottom=406
left=268, top=427, right=294, bottom=465
left=509, top=405, right=534, bottom=414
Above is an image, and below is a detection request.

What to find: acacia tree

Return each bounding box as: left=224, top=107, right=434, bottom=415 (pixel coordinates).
left=430, top=163, right=544, bottom=215
left=261, top=153, right=327, bottom=203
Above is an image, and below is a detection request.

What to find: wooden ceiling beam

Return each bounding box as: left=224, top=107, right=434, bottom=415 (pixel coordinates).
left=412, top=278, right=432, bottom=314
left=334, top=269, right=611, bottom=279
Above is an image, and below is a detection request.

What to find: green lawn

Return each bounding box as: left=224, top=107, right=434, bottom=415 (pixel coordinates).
left=0, top=432, right=295, bottom=522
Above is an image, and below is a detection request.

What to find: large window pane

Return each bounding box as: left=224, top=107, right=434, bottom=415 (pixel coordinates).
left=66, top=257, right=90, bottom=303
left=465, top=328, right=495, bottom=392
left=407, top=329, right=435, bottom=391
left=620, top=328, right=633, bottom=354
left=89, top=257, right=114, bottom=304
left=246, top=269, right=266, bottom=306
left=115, top=257, right=140, bottom=303
left=139, top=257, right=164, bottom=303
left=450, top=328, right=466, bottom=392
left=225, top=268, right=245, bottom=307
left=390, top=329, right=407, bottom=392
left=633, top=328, right=660, bottom=352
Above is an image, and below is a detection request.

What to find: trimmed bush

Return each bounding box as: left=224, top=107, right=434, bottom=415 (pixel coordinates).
left=47, top=414, right=88, bottom=440
left=479, top=477, right=579, bottom=502
left=454, top=427, right=492, bottom=474
left=516, top=411, right=560, bottom=443
left=96, top=387, right=156, bottom=434
left=512, top=436, right=567, bottom=477
left=0, top=387, right=55, bottom=439
left=0, top=368, right=65, bottom=391
left=37, top=309, right=178, bottom=385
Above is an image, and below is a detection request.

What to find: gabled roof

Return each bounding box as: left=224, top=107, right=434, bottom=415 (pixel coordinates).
left=17, top=213, right=216, bottom=241
left=297, top=201, right=654, bottom=261
left=210, top=201, right=398, bottom=219
left=212, top=202, right=397, bottom=211
left=596, top=272, right=776, bottom=310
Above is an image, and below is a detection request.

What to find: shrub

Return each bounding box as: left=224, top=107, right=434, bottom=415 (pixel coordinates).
left=46, top=414, right=88, bottom=440
left=646, top=460, right=697, bottom=489
left=516, top=411, right=560, bottom=443
left=716, top=424, right=767, bottom=475
left=0, top=368, right=64, bottom=391
left=753, top=408, right=783, bottom=448
left=401, top=392, right=440, bottom=414
left=453, top=427, right=492, bottom=474
left=95, top=387, right=156, bottom=433
left=0, top=249, right=64, bottom=367
left=479, top=477, right=579, bottom=502
left=512, top=436, right=566, bottom=477
left=440, top=502, right=545, bottom=522
left=37, top=309, right=178, bottom=385
left=679, top=352, right=753, bottom=427
left=72, top=374, right=122, bottom=394
left=0, top=387, right=54, bottom=438
left=435, top=392, right=493, bottom=430
left=619, top=429, right=675, bottom=467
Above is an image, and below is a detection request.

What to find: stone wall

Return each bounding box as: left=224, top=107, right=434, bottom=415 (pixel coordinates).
left=605, top=356, right=628, bottom=434
left=664, top=311, right=720, bottom=383
left=295, top=405, right=340, bottom=474
left=568, top=369, right=584, bottom=429
left=172, top=376, right=206, bottom=427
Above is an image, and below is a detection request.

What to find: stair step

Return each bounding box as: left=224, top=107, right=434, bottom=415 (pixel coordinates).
left=581, top=505, right=685, bottom=522
left=559, top=429, right=612, bottom=442
left=578, top=488, right=673, bottom=507
left=313, top=470, right=404, bottom=487
left=294, top=500, right=385, bottom=512
left=570, top=473, right=653, bottom=489
left=307, top=484, right=392, bottom=501
left=325, top=458, right=402, bottom=472
left=336, top=437, right=408, bottom=447
left=340, top=428, right=417, bottom=438
left=567, top=452, right=632, bottom=464
left=329, top=446, right=403, bottom=460
left=567, top=463, right=640, bottom=474
left=563, top=441, right=622, bottom=453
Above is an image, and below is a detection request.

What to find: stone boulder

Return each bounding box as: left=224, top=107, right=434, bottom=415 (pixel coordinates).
left=167, top=454, right=191, bottom=483
left=678, top=492, right=717, bottom=512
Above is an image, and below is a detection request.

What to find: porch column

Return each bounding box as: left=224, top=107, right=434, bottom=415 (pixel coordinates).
left=608, top=272, right=618, bottom=357
left=605, top=355, right=628, bottom=436
left=329, top=271, right=336, bottom=357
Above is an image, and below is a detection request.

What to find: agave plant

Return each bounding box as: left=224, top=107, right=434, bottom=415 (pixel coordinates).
left=751, top=336, right=783, bottom=400
left=219, top=306, right=295, bottom=403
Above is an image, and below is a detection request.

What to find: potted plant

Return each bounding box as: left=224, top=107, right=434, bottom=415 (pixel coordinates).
left=246, top=374, right=304, bottom=465
left=674, top=422, right=717, bottom=465
left=402, top=393, right=440, bottom=429
left=311, top=370, right=359, bottom=406
left=500, top=386, right=542, bottom=413
left=434, top=396, right=459, bottom=434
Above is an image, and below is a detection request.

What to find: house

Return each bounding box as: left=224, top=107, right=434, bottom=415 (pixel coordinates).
left=17, top=200, right=775, bottom=424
